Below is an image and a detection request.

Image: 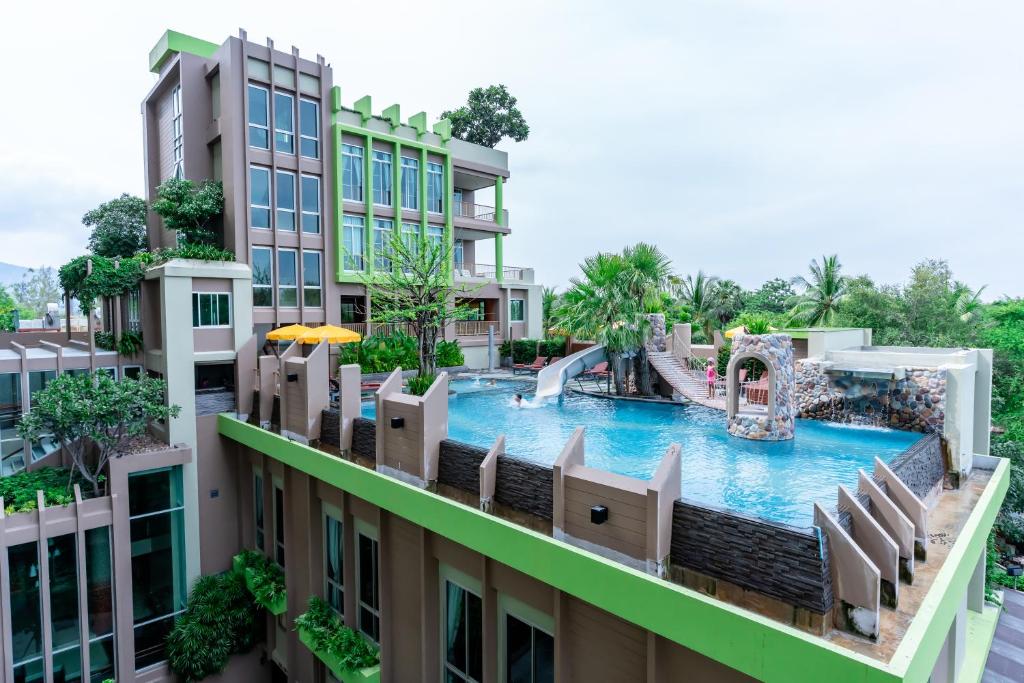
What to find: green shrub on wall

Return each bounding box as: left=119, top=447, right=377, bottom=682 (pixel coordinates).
left=295, top=596, right=379, bottom=671
left=502, top=338, right=567, bottom=364
left=235, top=549, right=287, bottom=609
left=436, top=340, right=464, bottom=368
left=407, top=374, right=440, bottom=397
left=0, top=467, right=85, bottom=515
left=338, top=332, right=419, bottom=374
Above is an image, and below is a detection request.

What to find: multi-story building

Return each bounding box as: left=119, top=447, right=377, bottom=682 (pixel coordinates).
left=0, top=27, right=1011, bottom=683
left=142, top=29, right=543, bottom=369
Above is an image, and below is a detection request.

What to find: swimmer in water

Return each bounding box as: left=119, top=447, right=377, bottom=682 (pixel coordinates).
left=513, top=393, right=523, bottom=407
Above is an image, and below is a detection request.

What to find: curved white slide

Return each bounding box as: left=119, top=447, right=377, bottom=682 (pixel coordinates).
left=535, top=345, right=606, bottom=399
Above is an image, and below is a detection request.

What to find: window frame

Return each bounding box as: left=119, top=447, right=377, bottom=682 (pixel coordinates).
left=300, top=174, right=321, bottom=234
left=354, top=519, right=380, bottom=644
left=498, top=595, right=555, bottom=683
left=191, top=292, right=232, bottom=328
left=274, top=91, right=295, bottom=154
left=171, top=85, right=184, bottom=179
left=342, top=144, right=364, bottom=202
left=510, top=299, right=525, bottom=323
left=277, top=249, right=299, bottom=309
left=273, top=478, right=286, bottom=567
left=373, top=218, right=393, bottom=272
left=248, top=83, right=271, bottom=150
left=254, top=468, right=265, bottom=551
left=427, top=161, right=444, bottom=214
left=372, top=150, right=393, bottom=207
left=252, top=246, right=274, bottom=308
left=249, top=165, right=272, bottom=230
left=302, top=251, right=323, bottom=308
left=401, top=156, right=420, bottom=210
left=323, top=502, right=344, bottom=616
left=299, top=98, right=320, bottom=159
left=342, top=214, right=365, bottom=272
left=275, top=169, right=297, bottom=232
left=440, top=565, right=484, bottom=683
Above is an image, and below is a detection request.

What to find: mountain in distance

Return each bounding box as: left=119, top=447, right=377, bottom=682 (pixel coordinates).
left=0, top=262, right=31, bottom=288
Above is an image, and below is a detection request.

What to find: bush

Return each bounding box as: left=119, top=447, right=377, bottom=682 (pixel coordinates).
left=540, top=337, right=567, bottom=358
left=407, top=374, right=441, bottom=397
left=0, top=467, right=82, bottom=515
left=166, top=572, right=258, bottom=681
left=716, top=343, right=731, bottom=376
left=295, top=596, right=379, bottom=671
left=436, top=340, right=464, bottom=368
left=116, top=330, right=143, bottom=356
left=151, top=178, right=224, bottom=246
left=235, top=549, right=286, bottom=607
left=94, top=331, right=116, bottom=351
left=338, top=333, right=419, bottom=374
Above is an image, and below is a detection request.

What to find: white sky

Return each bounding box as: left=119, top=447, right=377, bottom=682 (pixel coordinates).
left=1, top=0, right=1021, bottom=297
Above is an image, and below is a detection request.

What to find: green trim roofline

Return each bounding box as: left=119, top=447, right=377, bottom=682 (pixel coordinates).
left=149, top=30, right=220, bottom=73
left=218, top=413, right=1009, bottom=682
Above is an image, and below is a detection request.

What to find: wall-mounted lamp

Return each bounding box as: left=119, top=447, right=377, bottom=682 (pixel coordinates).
left=286, top=373, right=299, bottom=382
left=390, top=416, right=405, bottom=429
left=590, top=505, right=608, bottom=525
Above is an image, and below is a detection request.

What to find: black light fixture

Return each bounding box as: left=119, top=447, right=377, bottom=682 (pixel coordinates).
left=390, top=416, right=405, bottom=429
left=590, top=504, right=608, bottom=525
left=286, top=373, right=299, bottom=382
left=1008, top=565, right=1023, bottom=578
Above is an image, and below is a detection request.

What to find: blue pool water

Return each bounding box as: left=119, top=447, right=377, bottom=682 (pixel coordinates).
left=363, top=379, right=921, bottom=527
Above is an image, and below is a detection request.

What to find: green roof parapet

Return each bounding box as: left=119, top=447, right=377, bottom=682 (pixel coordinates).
left=408, top=112, right=428, bottom=138
left=331, top=86, right=343, bottom=114
left=432, top=118, right=452, bottom=142
left=149, top=30, right=219, bottom=73
left=381, top=104, right=401, bottom=130
left=353, top=95, right=373, bottom=124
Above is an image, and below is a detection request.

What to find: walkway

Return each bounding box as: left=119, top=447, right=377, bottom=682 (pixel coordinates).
left=984, top=588, right=1024, bottom=682
left=647, top=351, right=726, bottom=410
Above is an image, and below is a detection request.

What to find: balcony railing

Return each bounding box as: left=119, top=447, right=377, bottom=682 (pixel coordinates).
left=453, top=201, right=497, bottom=222
left=338, top=322, right=415, bottom=338
left=454, top=263, right=529, bottom=282
left=456, top=320, right=498, bottom=336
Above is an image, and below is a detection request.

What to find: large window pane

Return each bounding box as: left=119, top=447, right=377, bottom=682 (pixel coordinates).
left=299, top=99, right=319, bottom=159
left=276, top=171, right=296, bottom=231
left=49, top=534, right=80, bottom=656
left=427, top=162, right=444, bottom=213
left=250, top=166, right=271, bottom=228
left=445, top=581, right=482, bottom=683
left=342, top=144, right=364, bottom=202
left=303, top=251, right=322, bottom=308
left=274, top=92, right=295, bottom=154
left=274, top=485, right=286, bottom=566
left=301, top=175, right=321, bottom=234
left=248, top=84, right=269, bottom=149
left=85, top=527, right=114, bottom=641
left=254, top=472, right=265, bottom=551
left=401, top=156, right=419, bottom=210
left=373, top=151, right=392, bottom=206
left=252, top=247, right=273, bottom=307
left=278, top=251, right=297, bottom=308
left=343, top=215, right=365, bottom=271
left=0, top=372, right=24, bottom=475
left=325, top=514, right=344, bottom=614
left=373, top=219, right=392, bottom=272
left=89, top=637, right=115, bottom=683
left=357, top=533, right=380, bottom=643
left=9, top=542, right=42, bottom=680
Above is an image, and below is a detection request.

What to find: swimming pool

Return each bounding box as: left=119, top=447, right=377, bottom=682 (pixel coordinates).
left=363, top=379, right=922, bottom=527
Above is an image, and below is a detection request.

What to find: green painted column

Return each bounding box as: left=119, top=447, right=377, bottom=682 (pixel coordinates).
left=494, top=176, right=504, bottom=283
left=419, top=147, right=428, bottom=238
left=444, top=154, right=454, bottom=282
left=333, top=123, right=344, bottom=281
left=365, top=134, right=374, bottom=274
left=393, top=140, right=402, bottom=271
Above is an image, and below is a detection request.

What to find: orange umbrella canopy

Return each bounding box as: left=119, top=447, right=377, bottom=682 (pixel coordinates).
left=265, top=324, right=313, bottom=341
left=295, top=325, right=362, bottom=345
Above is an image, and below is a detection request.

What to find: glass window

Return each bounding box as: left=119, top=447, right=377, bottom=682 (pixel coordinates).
left=301, top=175, right=321, bottom=234
left=129, top=466, right=186, bottom=670
left=401, top=156, right=419, bottom=210
left=252, top=247, right=274, bottom=307
left=373, top=151, right=393, bottom=206
left=343, top=215, right=365, bottom=272
left=276, top=170, right=296, bottom=231
left=303, top=251, right=322, bottom=308
left=250, top=166, right=272, bottom=229
left=402, top=223, right=420, bottom=262
left=445, top=581, right=482, bottom=683
left=29, top=370, right=58, bottom=462
left=85, top=527, right=115, bottom=683
left=453, top=188, right=465, bottom=216
left=123, top=365, right=143, bottom=380
left=50, top=533, right=82, bottom=683
left=127, top=287, right=142, bottom=333
left=254, top=471, right=265, bottom=551
left=299, top=99, right=320, bottom=158
left=0, top=372, right=24, bottom=475
left=427, top=162, right=444, bottom=214
left=274, top=484, right=286, bottom=567
left=171, top=85, right=184, bottom=180
left=373, top=219, right=393, bottom=272
left=248, top=84, right=270, bottom=149
left=454, top=239, right=465, bottom=271
left=324, top=512, right=344, bottom=614
left=357, top=532, right=380, bottom=643
left=342, top=144, right=364, bottom=202
left=10, top=541, right=43, bottom=683
left=510, top=299, right=525, bottom=323
left=505, top=614, right=554, bottom=683
left=278, top=250, right=298, bottom=308
left=427, top=225, right=444, bottom=252
left=192, top=292, right=231, bottom=327
left=274, top=91, right=295, bottom=154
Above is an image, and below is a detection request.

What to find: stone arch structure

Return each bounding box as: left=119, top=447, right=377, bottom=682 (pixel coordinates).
left=726, top=334, right=795, bottom=441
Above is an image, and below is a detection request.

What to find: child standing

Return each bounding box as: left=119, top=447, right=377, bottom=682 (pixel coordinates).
left=706, top=358, right=717, bottom=398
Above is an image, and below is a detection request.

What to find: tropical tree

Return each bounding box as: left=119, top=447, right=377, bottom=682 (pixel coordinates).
left=12, top=267, right=62, bottom=318
left=17, top=372, right=180, bottom=496
left=151, top=178, right=224, bottom=245
left=541, top=286, right=560, bottom=338
left=441, top=85, right=529, bottom=148
left=83, top=193, right=148, bottom=258
left=953, top=281, right=986, bottom=323
left=363, top=234, right=475, bottom=379
left=710, top=278, right=745, bottom=329
left=0, top=285, right=31, bottom=332
left=744, top=278, right=795, bottom=314
left=676, top=271, right=721, bottom=342
left=619, top=243, right=674, bottom=394
left=788, top=254, right=847, bottom=326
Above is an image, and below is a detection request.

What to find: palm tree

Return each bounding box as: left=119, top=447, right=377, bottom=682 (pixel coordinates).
left=952, top=281, right=987, bottom=323
left=620, top=243, right=673, bottom=394
left=789, top=254, right=848, bottom=327
left=710, top=278, right=745, bottom=329
left=677, top=271, right=720, bottom=342
left=541, top=286, right=560, bottom=338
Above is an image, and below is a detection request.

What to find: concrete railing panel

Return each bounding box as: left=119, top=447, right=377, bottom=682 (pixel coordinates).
left=838, top=485, right=900, bottom=607
left=814, top=503, right=881, bottom=640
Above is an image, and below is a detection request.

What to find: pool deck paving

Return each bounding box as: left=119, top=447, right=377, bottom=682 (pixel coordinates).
left=983, top=588, right=1024, bottom=682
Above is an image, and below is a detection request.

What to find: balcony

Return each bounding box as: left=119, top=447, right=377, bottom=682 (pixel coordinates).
left=453, top=202, right=509, bottom=227
left=456, top=320, right=498, bottom=337
left=454, top=263, right=533, bottom=283
left=338, top=322, right=415, bottom=338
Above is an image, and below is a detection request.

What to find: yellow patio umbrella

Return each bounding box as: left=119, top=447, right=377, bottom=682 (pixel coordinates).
left=724, top=325, right=746, bottom=340
left=265, top=324, right=313, bottom=341
left=295, top=324, right=362, bottom=345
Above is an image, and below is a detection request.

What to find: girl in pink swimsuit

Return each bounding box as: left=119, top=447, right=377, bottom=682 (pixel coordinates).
left=706, top=359, right=717, bottom=398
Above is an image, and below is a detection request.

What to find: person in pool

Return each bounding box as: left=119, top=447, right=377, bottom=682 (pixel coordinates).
left=706, top=358, right=717, bottom=398
left=513, top=393, right=523, bottom=407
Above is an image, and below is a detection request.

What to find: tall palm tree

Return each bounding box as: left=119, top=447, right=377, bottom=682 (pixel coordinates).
left=952, top=281, right=987, bottom=323
left=620, top=243, right=674, bottom=394
left=789, top=254, right=847, bottom=327
left=710, top=278, right=745, bottom=328
left=677, top=271, right=720, bottom=342
left=541, top=286, right=560, bottom=338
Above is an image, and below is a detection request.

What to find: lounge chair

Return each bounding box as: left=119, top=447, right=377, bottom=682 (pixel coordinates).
left=576, top=361, right=610, bottom=390
left=514, top=356, right=547, bottom=375
left=747, top=374, right=769, bottom=405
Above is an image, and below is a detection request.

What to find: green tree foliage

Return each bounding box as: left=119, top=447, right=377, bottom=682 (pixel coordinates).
left=151, top=178, right=224, bottom=245
left=0, top=285, right=30, bottom=332
left=83, top=193, right=148, bottom=258
left=978, top=300, right=1024, bottom=441
left=834, top=276, right=906, bottom=344
left=338, top=333, right=420, bottom=374
left=12, top=267, right=61, bottom=318
left=441, top=84, right=529, bottom=148
left=676, top=271, right=721, bottom=342
left=788, top=254, right=847, bottom=326
left=0, top=467, right=84, bottom=515
left=166, top=571, right=258, bottom=681
left=363, top=235, right=474, bottom=377
left=17, top=372, right=180, bottom=496
left=294, top=596, right=380, bottom=671
left=744, top=278, right=795, bottom=315
left=406, top=374, right=439, bottom=397
left=541, top=286, right=561, bottom=338
left=436, top=339, right=465, bottom=368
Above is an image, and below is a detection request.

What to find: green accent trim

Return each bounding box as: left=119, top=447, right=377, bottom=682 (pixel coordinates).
left=495, top=234, right=504, bottom=285
left=298, top=627, right=381, bottom=682
left=381, top=104, right=401, bottom=130
left=959, top=602, right=1000, bottom=683
left=444, top=155, right=454, bottom=283
left=494, top=176, right=505, bottom=283
left=408, top=112, right=428, bottom=138
left=432, top=118, right=452, bottom=142
left=393, top=140, right=403, bottom=270
left=331, top=86, right=343, bottom=114
left=149, top=30, right=219, bottom=73
left=365, top=134, right=375, bottom=273
left=219, top=415, right=1008, bottom=682
left=333, top=114, right=345, bottom=281
left=353, top=96, right=373, bottom=124
left=337, top=123, right=446, bottom=155
left=419, top=147, right=428, bottom=239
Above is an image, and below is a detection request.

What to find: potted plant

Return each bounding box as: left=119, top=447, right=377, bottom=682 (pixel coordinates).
left=233, top=550, right=287, bottom=615
left=295, top=597, right=380, bottom=683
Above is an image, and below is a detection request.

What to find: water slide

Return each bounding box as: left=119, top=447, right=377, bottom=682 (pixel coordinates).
left=535, top=345, right=606, bottom=399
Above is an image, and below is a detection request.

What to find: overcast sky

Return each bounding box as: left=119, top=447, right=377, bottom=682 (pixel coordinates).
left=2, top=0, right=1021, bottom=297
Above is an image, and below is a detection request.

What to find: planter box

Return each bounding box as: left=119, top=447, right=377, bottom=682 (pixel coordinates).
left=298, top=626, right=381, bottom=683
left=232, top=553, right=287, bottom=616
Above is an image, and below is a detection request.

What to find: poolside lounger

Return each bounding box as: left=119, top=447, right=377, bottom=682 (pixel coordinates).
left=576, top=361, right=610, bottom=390
left=514, top=356, right=547, bottom=375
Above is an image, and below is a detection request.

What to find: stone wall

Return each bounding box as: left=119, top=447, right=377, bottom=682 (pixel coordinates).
left=195, top=389, right=236, bottom=416
left=321, top=408, right=340, bottom=447
left=495, top=457, right=554, bottom=520
left=438, top=440, right=487, bottom=493
left=670, top=500, right=832, bottom=613
left=795, top=361, right=946, bottom=433
left=352, top=417, right=377, bottom=461
left=646, top=313, right=667, bottom=353
left=726, top=334, right=796, bottom=441
left=889, top=433, right=945, bottom=499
